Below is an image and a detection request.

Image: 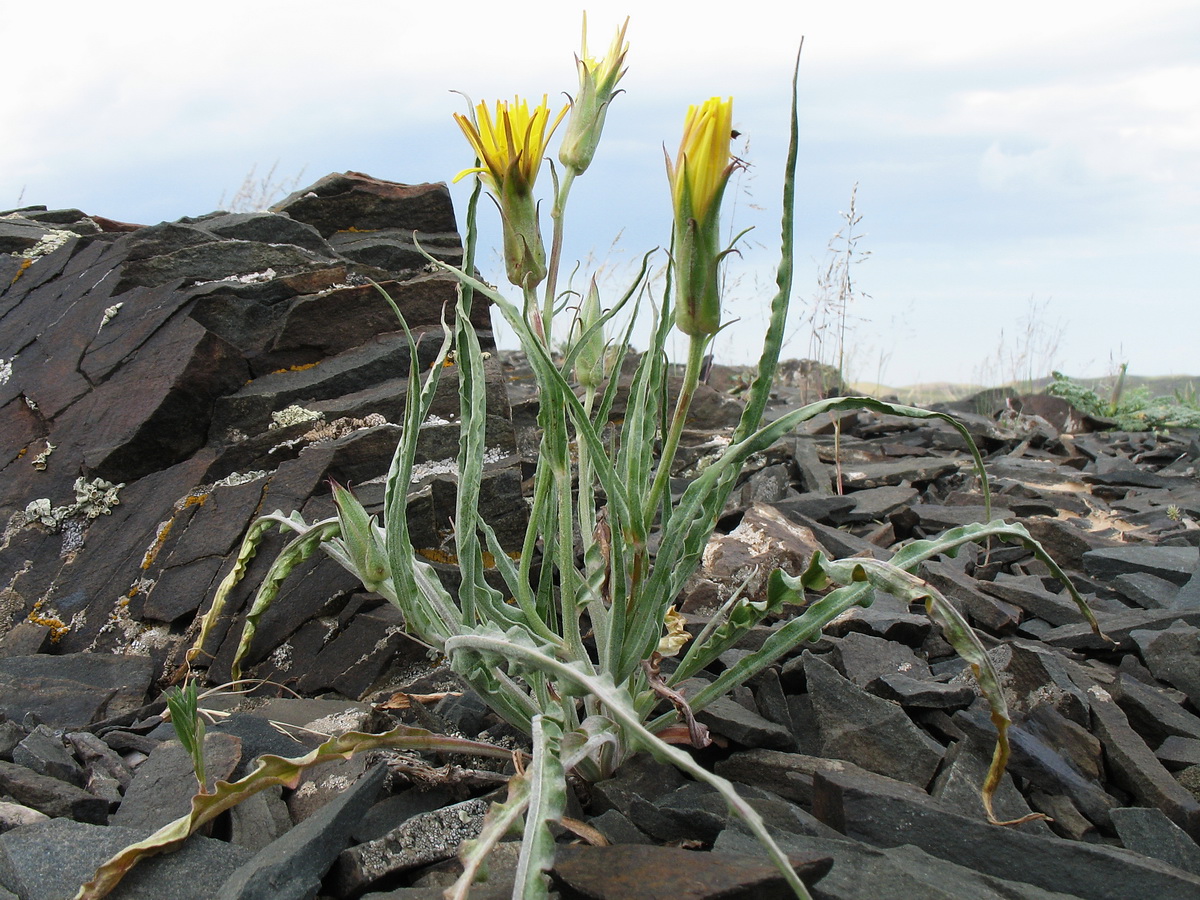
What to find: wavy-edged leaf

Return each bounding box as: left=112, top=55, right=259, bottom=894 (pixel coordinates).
left=187, top=511, right=308, bottom=667
left=230, top=518, right=341, bottom=680
left=75, top=725, right=514, bottom=900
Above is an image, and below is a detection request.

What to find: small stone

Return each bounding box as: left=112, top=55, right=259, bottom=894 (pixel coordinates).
left=216, top=763, right=386, bottom=900
left=1130, top=620, right=1200, bottom=708
left=550, top=844, right=832, bottom=900
left=0, top=818, right=251, bottom=900
left=333, top=795, right=492, bottom=894
left=0, top=760, right=109, bottom=824
left=1090, top=690, right=1200, bottom=841
left=12, top=726, right=84, bottom=786
left=812, top=764, right=1200, bottom=900
left=1158, top=736, right=1200, bottom=770
left=1111, top=806, right=1200, bottom=876
left=803, top=652, right=944, bottom=788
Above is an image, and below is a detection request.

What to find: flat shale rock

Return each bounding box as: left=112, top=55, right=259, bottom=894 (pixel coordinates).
left=0, top=653, right=152, bottom=729
left=803, top=651, right=944, bottom=788
left=0, top=818, right=252, bottom=900
left=551, top=844, right=832, bottom=900
left=812, top=765, right=1200, bottom=900
left=1, top=172, right=519, bottom=694
left=7, top=182, right=1200, bottom=900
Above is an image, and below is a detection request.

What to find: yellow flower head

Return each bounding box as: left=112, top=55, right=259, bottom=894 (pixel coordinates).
left=453, top=96, right=568, bottom=196
left=452, top=95, right=567, bottom=289
left=667, top=97, right=740, bottom=338
left=559, top=14, right=630, bottom=173
left=667, top=97, right=737, bottom=224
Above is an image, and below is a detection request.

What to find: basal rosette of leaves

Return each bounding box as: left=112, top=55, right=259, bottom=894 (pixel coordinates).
left=81, top=18, right=1105, bottom=900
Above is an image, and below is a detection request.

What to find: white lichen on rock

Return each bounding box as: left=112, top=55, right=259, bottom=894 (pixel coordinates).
left=23, top=499, right=60, bottom=529
left=269, top=413, right=390, bottom=455
left=98, top=303, right=123, bottom=331
left=31, top=442, right=54, bottom=471
left=195, top=268, right=278, bottom=286
left=210, top=470, right=268, bottom=489
left=0, top=357, right=12, bottom=386
left=73, top=477, right=124, bottom=518
left=21, top=229, right=74, bottom=259
left=270, top=405, right=324, bottom=430
left=269, top=642, right=293, bottom=672
left=22, top=477, right=124, bottom=533
left=409, top=447, right=508, bottom=483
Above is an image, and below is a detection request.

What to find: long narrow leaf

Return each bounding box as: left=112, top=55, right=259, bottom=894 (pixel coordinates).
left=444, top=628, right=814, bottom=900
left=76, top=725, right=514, bottom=900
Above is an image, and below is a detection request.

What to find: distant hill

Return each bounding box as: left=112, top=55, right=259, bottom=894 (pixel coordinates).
left=849, top=373, right=1200, bottom=407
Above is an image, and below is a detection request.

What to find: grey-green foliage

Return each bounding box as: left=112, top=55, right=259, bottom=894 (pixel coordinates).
left=159, top=41, right=1107, bottom=900
left=1047, top=371, right=1200, bottom=430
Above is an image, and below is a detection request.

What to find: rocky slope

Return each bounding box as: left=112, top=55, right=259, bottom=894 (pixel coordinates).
left=1, top=176, right=1199, bottom=899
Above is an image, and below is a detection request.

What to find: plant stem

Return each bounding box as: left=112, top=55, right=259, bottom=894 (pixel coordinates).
left=543, top=167, right=579, bottom=343
left=645, top=334, right=709, bottom=528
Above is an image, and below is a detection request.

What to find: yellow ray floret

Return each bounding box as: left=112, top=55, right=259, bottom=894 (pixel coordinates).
left=453, top=96, right=568, bottom=195
left=668, top=97, right=735, bottom=223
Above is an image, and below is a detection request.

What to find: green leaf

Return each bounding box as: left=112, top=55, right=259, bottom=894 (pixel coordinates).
left=444, top=628, right=813, bottom=899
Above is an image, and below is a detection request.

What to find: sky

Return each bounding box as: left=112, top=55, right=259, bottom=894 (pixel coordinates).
left=5, top=0, right=1197, bottom=387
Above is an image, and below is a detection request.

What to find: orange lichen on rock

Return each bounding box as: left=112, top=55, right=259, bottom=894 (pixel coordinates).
left=27, top=599, right=69, bottom=642
left=10, top=258, right=32, bottom=285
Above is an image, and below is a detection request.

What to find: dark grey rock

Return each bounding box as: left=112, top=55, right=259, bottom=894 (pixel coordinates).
left=812, top=764, right=1200, bottom=900
left=216, top=762, right=385, bottom=900
left=929, top=730, right=1051, bottom=832
left=1041, top=608, right=1200, bottom=651
left=590, top=753, right=687, bottom=818
left=954, top=706, right=1116, bottom=829
left=629, top=781, right=729, bottom=843
left=1159, top=736, right=1200, bottom=769
left=1112, top=571, right=1183, bottom=609
left=0, top=654, right=153, bottom=730
left=868, top=673, right=976, bottom=710
left=1113, top=671, right=1200, bottom=747
left=975, top=638, right=1092, bottom=726
left=0, top=761, right=109, bottom=824
left=286, top=753, right=371, bottom=825
left=981, top=572, right=1087, bottom=626
left=803, top=652, right=944, bottom=788
left=333, top=795, right=491, bottom=895
left=922, top=561, right=1022, bottom=634
left=227, top=786, right=293, bottom=853
left=829, top=631, right=931, bottom=687
left=550, top=844, right=832, bottom=900
left=0, top=623, right=50, bottom=658
left=837, top=484, right=919, bottom=524
left=695, top=692, right=798, bottom=751
left=273, top=173, right=457, bottom=238
left=715, top=829, right=1082, bottom=900
left=837, top=459, right=959, bottom=490
left=1110, top=805, right=1200, bottom=876
left=12, top=726, right=84, bottom=787
left=1083, top=545, right=1200, bottom=587
left=111, top=733, right=242, bottom=830
left=327, top=228, right=462, bottom=271
left=1130, top=619, right=1200, bottom=707
left=201, top=211, right=335, bottom=256
left=1175, top=563, right=1200, bottom=609
left=1090, top=688, right=1200, bottom=840
left=352, top=787, right=462, bottom=844
left=0, top=818, right=252, bottom=900
left=0, top=722, right=24, bottom=760
left=586, top=808, right=653, bottom=845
